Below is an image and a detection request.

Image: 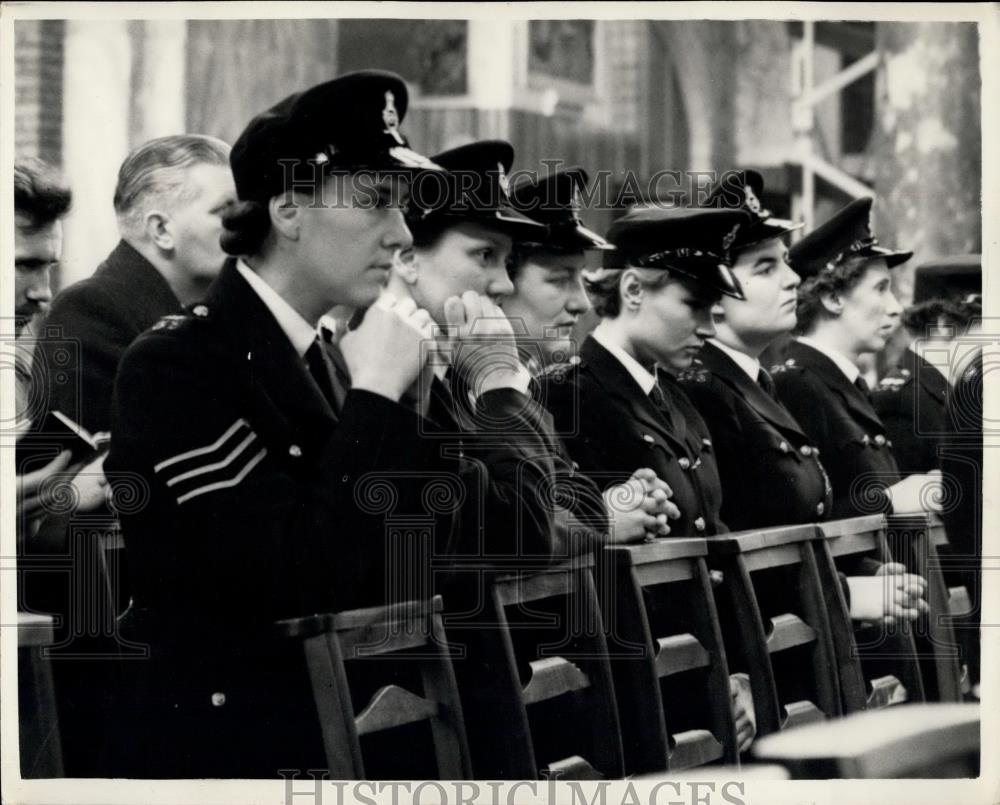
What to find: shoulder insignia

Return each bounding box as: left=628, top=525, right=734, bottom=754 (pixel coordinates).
left=877, top=376, right=907, bottom=391
left=678, top=366, right=709, bottom=383
left=153, top=418, right=267, bottom=505
left=151, top=314, right=189, bottom=332
left=538, top=360, right=577, bottom=383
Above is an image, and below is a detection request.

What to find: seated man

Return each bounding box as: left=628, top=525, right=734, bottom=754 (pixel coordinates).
left=29, top=134, right=234, bottom=440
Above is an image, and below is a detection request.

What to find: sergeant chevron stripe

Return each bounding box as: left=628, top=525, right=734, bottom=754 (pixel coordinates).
left=154, top=418, right=268, bottom=505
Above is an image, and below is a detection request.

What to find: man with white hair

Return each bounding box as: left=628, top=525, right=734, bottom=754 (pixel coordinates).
left=29, top=134, right=235, bottom=438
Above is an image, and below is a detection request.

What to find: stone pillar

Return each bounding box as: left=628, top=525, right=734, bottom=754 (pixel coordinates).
left=60, top=20, right=131, bottom=287
left=872, top=22, right=981, bottom=304
left=658, top=21, right=738, bottom=176
left=129, top=20, right=187, bottom=144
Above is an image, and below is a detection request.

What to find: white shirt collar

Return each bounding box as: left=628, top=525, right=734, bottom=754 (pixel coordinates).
left=591, top=321, right=657, bottom=395
left=709, top=338, right=760, bottom=381
left=797, top=335, right=860, bottom=383
left=236, top=259, right=317, bottom=358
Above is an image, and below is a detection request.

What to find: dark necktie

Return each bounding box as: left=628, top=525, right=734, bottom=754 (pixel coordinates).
left=854, top=375, right=871, bottom=400
left=649, top=383, right=677, bottom=430
left=305, top=338, right=338, bottom=410
left=757, top=367, right=776, bottom=398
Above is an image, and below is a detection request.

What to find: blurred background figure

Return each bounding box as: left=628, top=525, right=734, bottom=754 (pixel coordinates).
left=872, top=255, right=982, bottom=473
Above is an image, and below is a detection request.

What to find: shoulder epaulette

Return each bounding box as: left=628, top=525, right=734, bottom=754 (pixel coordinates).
left=678, top=365, right=709, bottom=383
left=537, top=357, right=578, bottom=382
left=770, top=358, right=798, bottom=375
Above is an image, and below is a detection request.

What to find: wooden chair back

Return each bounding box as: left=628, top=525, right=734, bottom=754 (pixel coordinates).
left=814, top=514, right=926, bottom=711
left=275, top=595, right=472, bottom=779
left=705, top=524, right=841, bottom=737
left=601, top=538, right=738, bottom=774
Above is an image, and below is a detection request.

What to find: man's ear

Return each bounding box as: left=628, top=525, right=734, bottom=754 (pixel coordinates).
left=620, top=268, right=645, bottom=312
left=144, top=211, right=173, bottom=251
left=269, top=191, right=301, bottom=241
left=820, top=290, right=844, bottom=316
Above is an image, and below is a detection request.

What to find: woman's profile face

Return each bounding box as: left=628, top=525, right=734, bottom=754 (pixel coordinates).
left=630, top=272, right=719, bottom=371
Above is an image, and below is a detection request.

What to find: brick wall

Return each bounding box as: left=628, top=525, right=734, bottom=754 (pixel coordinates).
left=15, top=20, right=65, bottom=165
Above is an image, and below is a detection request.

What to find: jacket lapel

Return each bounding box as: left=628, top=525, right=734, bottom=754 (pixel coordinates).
left=699, top=342, right=809, bottom=438
left=207, top=262, right=338, bottom=437
left=786, top=340, right=886, bottom=431
left=580, top=336, right=679, bottom=447
left=910, top=349, right=949, bottom=404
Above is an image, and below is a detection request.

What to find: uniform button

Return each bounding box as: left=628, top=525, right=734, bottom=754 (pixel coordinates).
left=211, top=692, right=226, bottom=707
left=643, top=434, right=655, bottom=444
left=816, top=502, right=825, bottom=516
left=702, top=438, right=712, bottom=447
left=799, top=445, right=813, bottom=456
left=779, top=441, right=790, bottom=453
left=678, top=457, right=691, bottom=470
left=694, top=517, right=706, bottom=532
left=887, top=440, right=893, bottom=448
left=874, top=434, right=886, bottom=446
left=192, top=304, right=209, bottom=318
left=813, top=447, right=820, bottom=455
left=288, top=444, right=302, bottom=458
left=861, top=435, right=870, bottom=445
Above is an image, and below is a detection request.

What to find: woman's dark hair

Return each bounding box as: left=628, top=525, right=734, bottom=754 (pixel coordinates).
left=793, top=254, right=874, bottom=335
left=902, top=298, right=979, bottom=337
left=407, top=215, right=456, bottom=250
left=220, top=200, right=271, bottom=256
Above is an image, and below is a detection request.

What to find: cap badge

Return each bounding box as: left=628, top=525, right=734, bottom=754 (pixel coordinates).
left=497, top=162, right=511, bottom=197
left=382, top=90, right=404, bottom=145
left=744, top=185, right=762, bottom=214
left=722, top=223, right=741, bottom=251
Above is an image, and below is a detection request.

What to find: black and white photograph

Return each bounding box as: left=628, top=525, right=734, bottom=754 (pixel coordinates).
left=2, top=3, right=996, bottom=804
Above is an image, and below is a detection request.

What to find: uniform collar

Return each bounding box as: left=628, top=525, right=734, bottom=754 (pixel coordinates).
left=909, top=343, right=952, bottom=386
left=796, top=335, right=860, bottom=384
left=236, top=259, right=317, bottom=358
left=709, top=338, right=760, bottom=381
left=590, top=321, right=657, bottom=395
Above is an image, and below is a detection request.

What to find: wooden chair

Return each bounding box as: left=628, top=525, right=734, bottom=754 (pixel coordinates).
left=18, top=612, right=64, bottom=778
left=446, top=556, right=625, bottom=780
left=600, top=538, right=739, bottom=774
left=274, top=595, right=472, bottom=779
left=885, top=514, right=963, bottom=702
left=813, top=515, right=925, bottom=712
left=751, top=703, right=980, bottom=778
left=704, top=524, right=841, bottom=737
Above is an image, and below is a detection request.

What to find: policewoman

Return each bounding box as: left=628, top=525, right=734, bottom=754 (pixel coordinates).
left=107, top=71, right=445, bottom=777
left=773, top=197, right=943, bottom=517
left=677, top=170, right=832, bottom=531
left=872, top=256, right=981, bottom=473
left=538, top=205, right=752, bottom=537
left=502, top=168, right=613, bottom=374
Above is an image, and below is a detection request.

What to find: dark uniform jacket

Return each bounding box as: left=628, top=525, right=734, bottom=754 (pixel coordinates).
left=773, top=340, right=900, bottom=519
left=537, top=335, right=726, bottom=537
left=106, top=261, right=576, bottom=775
left=679, top=341, right=832, bottom=531
left=30, top=240, right=183, bottom=436
left=872, top=347, right=949, bottom=473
